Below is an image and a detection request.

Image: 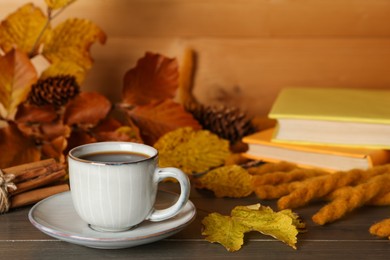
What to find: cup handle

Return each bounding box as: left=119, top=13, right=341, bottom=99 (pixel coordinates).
left=147, top=167, right=190, bottom=222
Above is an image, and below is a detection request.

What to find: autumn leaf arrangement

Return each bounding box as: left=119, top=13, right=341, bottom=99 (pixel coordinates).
left=0, top=0, right=289, bottom=252
left=196, top=161, right=390, bottom=251
left=4, top=0, right=388, bottom=253
left=0, top=0, right=258, bottom=203
left=0, top=1, right=272, bottom=251
left=0, top=0, right=110, bottom=167
left=0, top=1, right=258, bottom=170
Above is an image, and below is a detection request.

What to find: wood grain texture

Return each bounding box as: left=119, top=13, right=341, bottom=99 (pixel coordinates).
left=83, top=38, right=390, bottom=115
left=0, top=241, right=389, bottom=260
left=1, top=183, right=389, bottom=259
left=2, top=0, right=390, bottom=37
left=1, top=0, right=390, bottom=116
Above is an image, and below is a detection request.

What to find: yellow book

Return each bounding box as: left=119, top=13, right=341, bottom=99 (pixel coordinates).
left=242, top=128, right=390, bottom=172
left=268, top=87, right=390, bottom=149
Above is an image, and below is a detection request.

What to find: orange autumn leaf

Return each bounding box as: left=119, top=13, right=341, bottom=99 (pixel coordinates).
left=41, top=135, right=67, bottom=163
left=95, top=126, right=143, bottom=143
left=92, top=117, right=143, bottom=143
left=0, top=3, right=49, bottom=55
left=40, top=121, right=71, bottom=141
left=64, top=92, right=111, bottom=127
left=0, top=49, right=38, bottom=120
left=15, top=119, right=70, bottom=143
left=0, top=122, right=40, bottom=168
left=65, top=129, right=97, bottom=154
left=122, top=52, right=179, bottom=106
left=15, top=123, right=41, bottom=141
left=15, top=103, right=58, bottom=124
left=92, top=117, right=122, bottom=132
left=92, top=116, right=138, bottom=141
left=126, top=99, right=201, bottom=145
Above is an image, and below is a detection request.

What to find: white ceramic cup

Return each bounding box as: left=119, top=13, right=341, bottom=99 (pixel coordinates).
left=68, top=142, right=190, bottom=232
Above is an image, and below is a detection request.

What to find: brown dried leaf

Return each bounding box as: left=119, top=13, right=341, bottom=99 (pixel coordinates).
left=126, top=99, right=201, bottom=145
left=195, top=165, right=253, bottom=198
left=40, top=120, right=71, bottom=141
left=91, top=117, right=142, bottom=142
left=64, top=92, right=111, bottom=127
left=0, top=3, right=49, bottom=55
left=93, top=117, right=122, bottom=132
left=65, top=129, right=96, bottom=154
left=41, top=136, right=67, bottom=163
left=16, top=123, right=41, bottom=140
left=154, top=127, right=230, bottom=174
left=0, top=122, right=40, bottom=168
left=15, top=103, right=58, bottom=124
left=15, top=120, right=70, bottom=143
left=95, top=126, right=143, bottom=143
left=122, top=52, right=179, bottom=106
left=0, top=49, right=38, bottom=120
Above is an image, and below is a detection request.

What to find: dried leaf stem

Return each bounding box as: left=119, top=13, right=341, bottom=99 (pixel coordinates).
left=28, top=2, right=76, bottom=57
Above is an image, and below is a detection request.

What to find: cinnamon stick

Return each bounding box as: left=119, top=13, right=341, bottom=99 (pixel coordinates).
left=10, top=169, right=67, bottom=195
left=12, top=163, right=65, bottom=184
left=10, top=184, right=69, bottom=209
left=2, top=159, right=56, bottom=177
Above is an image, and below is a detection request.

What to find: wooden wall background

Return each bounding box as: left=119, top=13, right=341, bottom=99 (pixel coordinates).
left=1, top=0, right=390, bottom=116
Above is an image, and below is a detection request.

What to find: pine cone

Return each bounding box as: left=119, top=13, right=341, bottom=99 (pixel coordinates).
left=28, top=75, right=80, bottom=108
left=189, top=104, right=256, bottom=144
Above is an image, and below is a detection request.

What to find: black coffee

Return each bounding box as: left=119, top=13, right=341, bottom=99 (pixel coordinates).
left=79, top=151, right=150, bottom=163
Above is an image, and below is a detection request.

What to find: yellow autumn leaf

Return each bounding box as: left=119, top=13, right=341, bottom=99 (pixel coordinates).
left=0, top=3, right=49, bottom=55
left=0, top=49, right=38, bottom=120
left=202, top=213, right=249, bottom=252
left=41, top=60, right=86, bottom=84
left=45, top=0, right=77, bottom=10
left=94, top=126, right=143, bottom=143
left=196, top=165, right=253, bottom=198
left=154, top=127, right=230, bottom=174
left=42, top=18, right=106, bottom=73
left=202, top=204, right=305, bottom=252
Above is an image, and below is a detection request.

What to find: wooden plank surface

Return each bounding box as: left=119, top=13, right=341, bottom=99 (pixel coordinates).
left=2, top=0, right=390, bottom=37
left=1, top=0, right=390, bottom=116
left=83, top=38, right=390, bottom=115
left=1, top=183, right=389, bottom=259
left=0, top=240, right=389, bottom=260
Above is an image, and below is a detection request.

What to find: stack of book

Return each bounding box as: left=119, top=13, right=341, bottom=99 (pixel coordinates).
left=242, top=87, right=390, bottom=172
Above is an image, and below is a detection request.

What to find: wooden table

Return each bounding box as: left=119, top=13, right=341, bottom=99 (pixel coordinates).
left=1, top=182, right=389, bottom=259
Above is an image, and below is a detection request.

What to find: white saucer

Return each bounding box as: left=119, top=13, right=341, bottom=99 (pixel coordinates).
left=28, top=190, right=196, bottom=249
